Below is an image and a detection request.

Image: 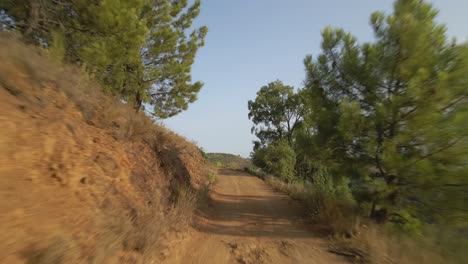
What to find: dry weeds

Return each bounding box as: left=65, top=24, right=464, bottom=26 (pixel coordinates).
left=0, top=33, right=208, bottom=263
left=265, top=176, right=359, bottom=236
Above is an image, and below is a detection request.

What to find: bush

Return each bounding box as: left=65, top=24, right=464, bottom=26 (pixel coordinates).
left=207, top=172, right=216, bottom=184
left=200, top=149, right=209, bottom=160
left=251, top=147, right=267, bottom=169
left=245, top=166, right=268, bottom=179
left=266, top=173, right=359, bottom=236
left=311, top=166, right=335, bottom=196
left=252, top=140, right=296, bottom=181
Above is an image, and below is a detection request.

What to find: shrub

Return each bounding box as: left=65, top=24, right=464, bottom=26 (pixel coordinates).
left=207, top=172, right=216, bottom=184
left=265, top=168, right=359, bottom=236
left=390, top=210, right=422, bottom=236
left=311, top=166, right=335, bottom=196
left=245, top=166, right=268, bottom=179
left=251, top=147, right=267, bottom=169
left=253, top=140, right=296, bottom=181
left=200, top=149, right=209, bottom=160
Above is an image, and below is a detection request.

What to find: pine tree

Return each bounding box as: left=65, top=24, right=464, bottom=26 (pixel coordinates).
left=142, top=0, right=207, bottom=118
left=301, top=0, right=468, bottom=223
left=0, top=0, right=207, bottom=118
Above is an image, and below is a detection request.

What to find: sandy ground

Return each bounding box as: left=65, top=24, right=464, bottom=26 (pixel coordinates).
left=165, top=169, right=346, bottom=264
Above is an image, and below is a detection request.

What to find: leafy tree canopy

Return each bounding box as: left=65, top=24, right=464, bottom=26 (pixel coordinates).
left=248, top=0, right=468, bottom=226
left=248, top=80, right=303, bottom=148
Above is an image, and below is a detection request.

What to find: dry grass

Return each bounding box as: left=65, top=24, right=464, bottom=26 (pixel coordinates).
left=0, top=33, right=207, bottom=262
left=121, top=185, right=199, bottom=261
left=265, top=176, right=359, bottom=236
left=13, top=173, right=204, bottom=264
left=329, top=224, right=460, bottom=264
left=57, top=185, right=201, bottom=263
left=0, top=32, right=201, bottom=155
left=262, top=176, right=463, bottom=263
left=207, top=171, right=217, bottom=184
left=0, top=33, right=205, bottom=186
left=21, top=234, right=79, bottom=264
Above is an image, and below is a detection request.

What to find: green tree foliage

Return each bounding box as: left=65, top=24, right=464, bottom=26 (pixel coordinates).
left=143, top=0, right=207, bottom=118
left=248, top=80, right=303, bottom=147
left=247, top=80, right=303, bottom=180
left=248, top=0, right=467, bottom=229
left=300, top=0, right=468, bottom=224
left=0, top=0, right=207, bottom=118
left=252, top=140, right=296, bottom=181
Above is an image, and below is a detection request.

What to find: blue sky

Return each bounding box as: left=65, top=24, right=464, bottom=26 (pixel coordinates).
left=164, top=0, right=468, bottom=157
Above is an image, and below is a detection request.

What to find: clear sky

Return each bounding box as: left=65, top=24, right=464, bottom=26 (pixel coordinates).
left=164, top=0, right=468, bottom=157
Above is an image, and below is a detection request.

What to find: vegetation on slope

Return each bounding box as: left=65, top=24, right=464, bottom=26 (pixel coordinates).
left=0, top=0, right=207, bottom=118
left=248, top=0, right=468, bottom=262
left=0, top=1, right=211, bottom=261
left=0, top=34, right=209, bottom=263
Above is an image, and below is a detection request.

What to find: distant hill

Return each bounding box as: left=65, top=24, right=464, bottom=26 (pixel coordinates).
left=207, top=153, right=251, bottom=169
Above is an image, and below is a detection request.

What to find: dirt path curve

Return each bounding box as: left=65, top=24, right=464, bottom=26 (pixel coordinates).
left=165, top=169, right=346, bottom=264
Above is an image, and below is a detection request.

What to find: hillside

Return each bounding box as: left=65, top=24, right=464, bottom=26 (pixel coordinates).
left=206, top=153, right=251, bottom=169
left=0, top=35, right=208, bottom=263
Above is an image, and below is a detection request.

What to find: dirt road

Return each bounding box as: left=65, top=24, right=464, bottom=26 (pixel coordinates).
left=166, top=169, right=346, bottom=264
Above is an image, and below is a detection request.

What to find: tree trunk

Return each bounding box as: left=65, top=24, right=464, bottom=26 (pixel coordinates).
left=134, top=91, right=142, bottom=112
left=370, top=201, right=388, bottom=224
left=24, top=0, right=40, bottom=39
left=370, top=200, right=376, bottom=218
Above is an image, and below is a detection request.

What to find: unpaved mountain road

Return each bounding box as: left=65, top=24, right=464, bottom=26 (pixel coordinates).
left=165, top=169, right=346, bottom=264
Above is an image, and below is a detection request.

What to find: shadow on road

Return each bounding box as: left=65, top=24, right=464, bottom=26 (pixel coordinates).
left=193, top=169, right=327, bottom=239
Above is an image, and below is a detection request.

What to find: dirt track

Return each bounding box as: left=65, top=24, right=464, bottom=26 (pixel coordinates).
left=166, top=169, right=345, bottom=264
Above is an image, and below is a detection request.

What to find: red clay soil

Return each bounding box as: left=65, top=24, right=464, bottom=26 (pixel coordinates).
left=0, top=36, right=207, bottom=263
